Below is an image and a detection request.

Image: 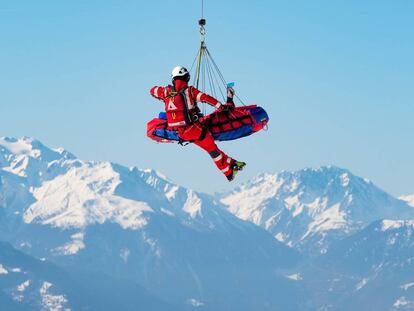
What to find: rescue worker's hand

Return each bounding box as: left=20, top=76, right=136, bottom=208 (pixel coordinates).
left=227, top=87, right=235, bottom=98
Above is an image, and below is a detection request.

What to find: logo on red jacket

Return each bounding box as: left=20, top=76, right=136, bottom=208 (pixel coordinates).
left=167, top=99, right=178, bottom=111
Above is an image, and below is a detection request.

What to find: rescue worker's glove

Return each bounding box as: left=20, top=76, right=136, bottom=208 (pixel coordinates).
left=227, top=87, right=235, bottom=99
left=226, top=87, right=236, bottom=107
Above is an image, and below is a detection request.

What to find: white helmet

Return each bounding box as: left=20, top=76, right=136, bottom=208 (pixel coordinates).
left=171, top=66, right=190, bottom=80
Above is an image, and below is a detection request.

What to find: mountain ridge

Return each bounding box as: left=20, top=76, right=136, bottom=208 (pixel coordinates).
left=220, top=165, right=414, bottom=254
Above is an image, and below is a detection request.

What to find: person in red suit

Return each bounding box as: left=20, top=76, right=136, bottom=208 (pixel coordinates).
left=150, top=66, right=246, bottom=181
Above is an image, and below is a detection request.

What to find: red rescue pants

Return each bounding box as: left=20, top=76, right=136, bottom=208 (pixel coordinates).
left=177, top=123, right=234, bottom=177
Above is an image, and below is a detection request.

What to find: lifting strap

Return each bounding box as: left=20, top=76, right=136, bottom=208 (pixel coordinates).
left=189, top=3, right=246, bottom=107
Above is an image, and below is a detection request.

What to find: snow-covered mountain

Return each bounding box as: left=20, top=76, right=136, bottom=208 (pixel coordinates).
left=221, top=166, right=414, bottom=254
left=3, top=136, right=414, bottom=310
left=0, top=137, right=303, bottom=311
left=400, top=194, right=414, bottom=208
left=303, top=219, right=414, bottom=311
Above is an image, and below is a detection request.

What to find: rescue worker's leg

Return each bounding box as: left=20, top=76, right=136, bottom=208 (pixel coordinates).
left=194, top=132, right=234, bottom=178
left=178, top=124, right=237, bottom=179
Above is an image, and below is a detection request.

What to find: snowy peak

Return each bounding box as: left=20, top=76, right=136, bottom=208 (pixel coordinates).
left=0, top=136, right=76, bottom=185
left=139, top=168, right=174, bottom=188
left=23, top=161, right=153, bottom=230
left=400, top=194, right=414, bottom=207
left=222, top=166, right=414, bottom=253
left=0, top=136, right=75, bottom=163
left=232, top=165, right=371, bottom=199
left=222, top=166, right=380, bottom=225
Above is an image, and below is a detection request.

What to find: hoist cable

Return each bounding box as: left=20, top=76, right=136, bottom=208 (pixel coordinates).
left=204, top=49, right=217, bottom=99
left=205, top=48, right=227, bottom=88
left=189, top=47, right=200, bottom=74
left=195, top=43, right=204, bottom=89
left=205, top=52, right=226, bottom=101
left=202, top=47, right=207, bottom=114
left=234, top=93, right=247, bottom=106
left=205, top=49, right=218, bottom=100
left=190, top=0, right=248, bottom=107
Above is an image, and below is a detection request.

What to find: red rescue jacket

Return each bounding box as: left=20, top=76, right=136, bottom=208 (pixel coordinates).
left=150, top=80, right=222, bottom=128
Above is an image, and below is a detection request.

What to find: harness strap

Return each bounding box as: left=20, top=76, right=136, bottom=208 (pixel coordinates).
left=166, top=85, right=194, bottom=125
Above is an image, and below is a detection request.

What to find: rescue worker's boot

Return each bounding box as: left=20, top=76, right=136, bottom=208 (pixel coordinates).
left=226, top=160, right=247, bottom=181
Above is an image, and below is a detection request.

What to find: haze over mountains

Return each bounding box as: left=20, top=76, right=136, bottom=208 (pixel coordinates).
left=1, top=136, right=413, bottom=310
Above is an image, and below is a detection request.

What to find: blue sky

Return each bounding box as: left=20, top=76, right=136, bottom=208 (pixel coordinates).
left=1, top=0, right=413, bottom=196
